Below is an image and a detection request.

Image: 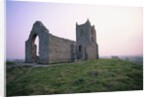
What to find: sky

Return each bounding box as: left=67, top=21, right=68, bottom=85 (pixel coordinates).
left=6, top=0, right=143, bottom=60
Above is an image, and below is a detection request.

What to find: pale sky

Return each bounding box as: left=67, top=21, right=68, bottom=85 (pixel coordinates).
left=6, top=1, right=143, bottom=60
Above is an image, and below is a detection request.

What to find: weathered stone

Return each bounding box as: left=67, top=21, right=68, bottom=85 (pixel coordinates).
left=25, top=19, right=99, bottom=64
left=76, top=19, right=99, bottom=60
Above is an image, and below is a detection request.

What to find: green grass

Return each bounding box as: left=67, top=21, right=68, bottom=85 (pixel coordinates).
left=6, top=61, right=15, bottom=65
left=6, top=58, right=143, bottom=96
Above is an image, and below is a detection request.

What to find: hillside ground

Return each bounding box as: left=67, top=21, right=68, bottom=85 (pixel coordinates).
left=6, top=58, right=143, bottom=96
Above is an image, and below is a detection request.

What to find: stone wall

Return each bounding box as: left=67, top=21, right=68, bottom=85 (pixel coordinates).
left=76, top=19, right=99, bottom=60
left=48, top=35, right=76, bottom=63
left=25, top=21, right=50, bottom=64
left=85, top=44, right=98, bottom=59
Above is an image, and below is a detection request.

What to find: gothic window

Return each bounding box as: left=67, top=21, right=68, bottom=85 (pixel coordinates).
left=79, top=45, right=82, bottom=52
left=91, top=37, right=94, bottom=42
left=91, top=32, right=94, bottom=42
left=80, top=29, right=83, bottom=34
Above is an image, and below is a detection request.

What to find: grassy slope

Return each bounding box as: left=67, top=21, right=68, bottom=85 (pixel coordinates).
left=6, top=59, right=143, bottom=96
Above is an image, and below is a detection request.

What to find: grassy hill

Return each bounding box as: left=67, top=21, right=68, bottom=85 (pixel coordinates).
left=6, top=58, right=143, bottom=96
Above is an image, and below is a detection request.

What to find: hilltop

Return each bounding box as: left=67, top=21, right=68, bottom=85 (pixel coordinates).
left=7, top=58, right=143, bottom=96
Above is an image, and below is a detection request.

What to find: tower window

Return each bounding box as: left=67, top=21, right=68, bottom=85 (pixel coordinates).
left=80, top=29, right=83, bottom=34
left=91, top=37, right=94, bottom=42
left=79, top=45, right=82, bottom=52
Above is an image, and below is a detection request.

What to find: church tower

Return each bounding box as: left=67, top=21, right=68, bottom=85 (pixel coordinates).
left=76, top=19, right=99, bottom=60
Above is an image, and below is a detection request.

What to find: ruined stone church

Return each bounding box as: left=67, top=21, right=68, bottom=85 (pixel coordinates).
left=25, top=19, right=99, bottom=64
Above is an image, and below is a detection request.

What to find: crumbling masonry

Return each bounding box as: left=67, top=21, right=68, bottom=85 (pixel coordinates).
left=25, top=19, right=99, bottom=64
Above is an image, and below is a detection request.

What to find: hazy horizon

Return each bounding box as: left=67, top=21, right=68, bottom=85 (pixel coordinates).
left=6, top=1, right=143, bottom=60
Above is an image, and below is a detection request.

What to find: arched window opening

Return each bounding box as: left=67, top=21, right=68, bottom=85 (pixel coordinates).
left=91, top=37, right=94, bottom=42
left=31, top=33, right=40, bottom=63
left=80, top=29, right=83, bottom=34
left=35, top=36, right=39, bottom=56
left=79, top=45, right=82, bottom=52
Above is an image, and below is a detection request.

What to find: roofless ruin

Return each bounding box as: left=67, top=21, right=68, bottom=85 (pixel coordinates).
left=25, top=19, right=99, bottom=64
